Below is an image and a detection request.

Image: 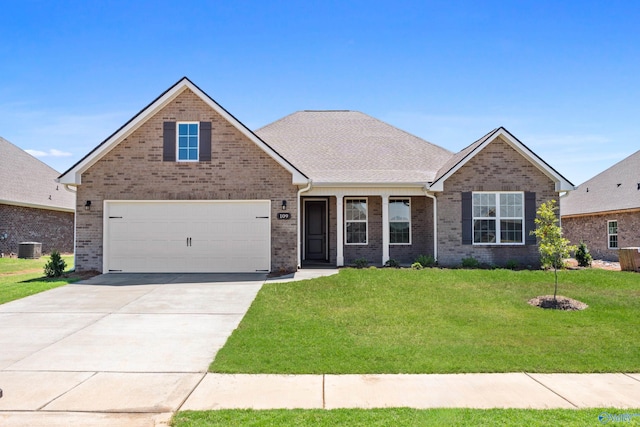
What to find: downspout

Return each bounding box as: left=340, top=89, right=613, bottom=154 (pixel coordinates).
left=296, top=180, right=313, bottom=269
left=424, top=188, right=438, bottom=262
left=62, top=183, right=78, bottom=272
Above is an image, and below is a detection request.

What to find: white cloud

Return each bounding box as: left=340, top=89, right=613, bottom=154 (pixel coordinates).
left=25, top=148, right=72, bottom=157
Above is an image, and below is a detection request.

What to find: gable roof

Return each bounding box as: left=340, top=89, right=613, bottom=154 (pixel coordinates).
left=58, top=77, right=308, bottom=185
left=561, top=149, right=640, bottom=216
left=0, top=137, right=75, bottom=212
left=428, top=127, right=575, bottom=192
left=255, top=110, right=453, bottom=185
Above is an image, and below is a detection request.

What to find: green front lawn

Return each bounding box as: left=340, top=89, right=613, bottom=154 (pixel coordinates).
left=0, top=254, right=77, bottom=304
left=172, top=408, right=640, bottom=427
left=211, top=268, right=640, bottom=374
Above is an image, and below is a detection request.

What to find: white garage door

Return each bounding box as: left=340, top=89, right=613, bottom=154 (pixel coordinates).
left=104, top=200, right=271, bottom=273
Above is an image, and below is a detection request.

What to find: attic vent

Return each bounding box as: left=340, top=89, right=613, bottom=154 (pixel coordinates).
left=586, top=188, right=589, bottom=192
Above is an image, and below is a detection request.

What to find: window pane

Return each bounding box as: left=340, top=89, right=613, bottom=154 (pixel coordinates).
left=389, top=200, right=410, bottom=221
left=609, top=221, right=617, bottom=234
left=346, top=222, right=367, bottom=244
left=500, top=219, right=523, bottom=243
left=500, top=193, right=523, bottom=217
left=188, top=148, right=198, bottom=160
left=188, top=123, right=198, bottom=135
left=178, top=123, right=188, bottom=134
left=473, top=193, right=496, bottom=217
left=473, top=219, right=496, bottom=243
left=609, top=235, right=618, bottom=249
left=390, top=222, right=410, bottom=244
left=346, top=200, right=367, bottom=221
left=178, top=136, right=188, bottom=148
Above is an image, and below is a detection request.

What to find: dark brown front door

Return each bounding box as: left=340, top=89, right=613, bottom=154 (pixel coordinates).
left=305, top=200, right=327, bottom=261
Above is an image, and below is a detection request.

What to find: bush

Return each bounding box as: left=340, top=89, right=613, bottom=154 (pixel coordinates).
left=575, top=241, right=593, bottom=267
left=505, top=259, right=520, bottom=270
left=384, top=259, right=400, bottom=268
left=461, top=256, right=480, bottom=269
left=411, top=262, right=423, bottom=270
left=44, top=250, right=67, bottom=278
left=414, top=254, right=435, bottom=268
left=353, top=258, right=368, bottom=269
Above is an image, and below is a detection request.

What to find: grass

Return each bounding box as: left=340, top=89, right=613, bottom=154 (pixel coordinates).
left=0, top=254, right=77, bottom=305
left=211, top=268, right=640, bottom=374
left=171, top=408, right=640, bottom=426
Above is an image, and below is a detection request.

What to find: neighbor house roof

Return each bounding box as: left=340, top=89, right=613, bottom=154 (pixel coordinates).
left=255, top=110, right=454, bottom=185
left=58, top=77, right=308, bottom=186
left=0, top=137, right=75, bottom=212
left=428, top=127, right=575, bottom=192
left=561, top=149, right=640, bottom=217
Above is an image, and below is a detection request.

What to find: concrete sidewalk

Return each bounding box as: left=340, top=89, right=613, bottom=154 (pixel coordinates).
left=182, top=373, right=640, bottom=410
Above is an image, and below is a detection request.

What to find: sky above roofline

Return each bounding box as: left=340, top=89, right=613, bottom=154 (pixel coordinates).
left=1, top=1, right=639, bottom=185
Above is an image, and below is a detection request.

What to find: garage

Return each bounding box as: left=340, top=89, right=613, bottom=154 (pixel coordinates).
left=103, top=200, right=271, bottom=273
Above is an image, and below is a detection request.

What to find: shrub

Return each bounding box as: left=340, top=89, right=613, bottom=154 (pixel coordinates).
left=353, top=258, right=368, bottom=269
left=505, top=259, right=519, bottom=270
left=384, top=259, right=400, bottom=268
left=575, top=241, right=593, bottom=267
left=44, top=250, right=67, bottom=278
left=414, top=254, right=435, bottom=268
left=411, top=262, right=423, bottom=270
left=461, top=256, right=480, bottom=269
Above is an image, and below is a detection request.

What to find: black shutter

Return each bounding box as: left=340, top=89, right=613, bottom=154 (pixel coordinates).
left=525, top=192, right=537, bottom=245
left=461, top=192, right=472, bottom=245
left=163, top=121, right=176, bottom=162
left=199, top=121, right=211, bottom=161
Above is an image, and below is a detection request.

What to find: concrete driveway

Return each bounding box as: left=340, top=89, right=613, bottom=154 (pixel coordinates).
left=0, top=273, right=265, bottom=426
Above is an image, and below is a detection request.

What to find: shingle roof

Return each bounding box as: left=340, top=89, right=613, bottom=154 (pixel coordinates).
left=561, top=149, right=640, bottom=216
left=0, top=137, right=75, bottom=211
left=255, top=111, right=453, bottom=184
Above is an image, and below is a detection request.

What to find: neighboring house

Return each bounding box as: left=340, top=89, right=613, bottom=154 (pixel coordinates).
left=58, top=77, right=574, bottom=273
left=0, top=137, right=75, bottom=255
left=561, top=150, right=640, bottom=261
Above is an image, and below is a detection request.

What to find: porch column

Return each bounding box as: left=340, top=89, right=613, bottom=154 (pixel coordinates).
left=382, top=194, right=390, bottom=265
left=336, top=194, right=344, bottom=266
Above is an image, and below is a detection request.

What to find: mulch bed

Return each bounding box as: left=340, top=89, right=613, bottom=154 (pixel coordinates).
left=528, top=295, right=588, bottom=311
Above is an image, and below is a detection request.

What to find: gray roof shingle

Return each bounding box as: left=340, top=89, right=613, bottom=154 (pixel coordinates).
left=0, top=137, right=75, bottom=211
left=255, top=111, right=453, bottom=184
left=561, top=149, right=640, bottom=216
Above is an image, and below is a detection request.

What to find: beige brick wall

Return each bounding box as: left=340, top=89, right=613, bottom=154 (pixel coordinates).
left=75, top=88, right=298, bottom=273
left=0, top=204, right=74, bottom=255
left=562, top=211, right=640, bottom=261
left=437, top=136, right=557, bottom=268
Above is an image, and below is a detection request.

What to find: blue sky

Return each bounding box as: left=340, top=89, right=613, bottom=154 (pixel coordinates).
left=1, top=1, right=639, bottom=185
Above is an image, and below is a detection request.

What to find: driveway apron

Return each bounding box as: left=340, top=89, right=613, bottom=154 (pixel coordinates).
left=0, top=273, right=264, bottom=425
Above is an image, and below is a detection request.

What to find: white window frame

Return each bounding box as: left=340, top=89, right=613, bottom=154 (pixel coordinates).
left=472, top=191, right=525, bottom=245
left=345, top=198, right=368, bottom=245
left=608, top=220, right=618, bottom=249
left=389, top=198, right=411, bottom=245
left=177, top=121, right=199, bottom=162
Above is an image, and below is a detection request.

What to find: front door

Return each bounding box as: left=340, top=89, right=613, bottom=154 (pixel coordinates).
left=304, top=200, right=327, bottom=261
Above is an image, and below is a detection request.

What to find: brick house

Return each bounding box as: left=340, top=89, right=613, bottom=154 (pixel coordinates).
left=58, top=77, right=574, bottom=273
left=0, top=137, right=75, bottom=255
left=561, top=150, right=640, bottom=261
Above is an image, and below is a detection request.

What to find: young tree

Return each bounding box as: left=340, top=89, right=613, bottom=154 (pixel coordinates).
left=530, top=200, right=576, bottom=304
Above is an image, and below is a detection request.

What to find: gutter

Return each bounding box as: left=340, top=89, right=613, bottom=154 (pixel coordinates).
left=296, top=180, right=313, bottom=269
left=424, top=188, right=438, bottom=262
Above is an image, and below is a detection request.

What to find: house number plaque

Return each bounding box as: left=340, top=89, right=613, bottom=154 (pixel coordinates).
left=277, top=213, right=291, bottom=220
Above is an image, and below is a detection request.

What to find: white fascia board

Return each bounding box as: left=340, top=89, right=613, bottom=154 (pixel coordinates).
left=58, top=78, right=308, bottom=186
left=183, top=80, right=308, bottom=185
left=428, top=129, right=575, bottom=192
left=58, top=83, right=188, bottom=185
